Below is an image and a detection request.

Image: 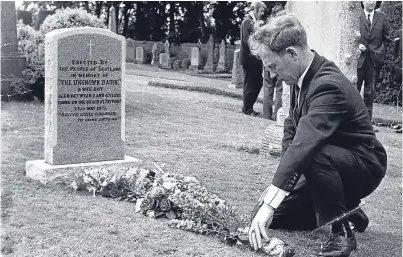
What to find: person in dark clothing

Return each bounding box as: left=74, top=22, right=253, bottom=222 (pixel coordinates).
left=247, top=14, right=387, bottom=257
left=240, top=1, right=267, bottom=116
left=357, top=1, right=391, bottom=121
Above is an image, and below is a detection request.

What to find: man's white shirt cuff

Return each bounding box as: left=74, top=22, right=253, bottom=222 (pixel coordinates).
left=262, top=185, right=290, bottom=209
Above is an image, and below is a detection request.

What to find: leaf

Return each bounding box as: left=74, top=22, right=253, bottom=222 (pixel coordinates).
left=165, top=210, right=177, bottom=220
left=153, top=211, right=165, bottom=218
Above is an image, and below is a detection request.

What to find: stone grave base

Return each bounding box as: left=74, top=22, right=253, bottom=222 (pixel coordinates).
left=260, top=123, right=284, bottom=158
left=26, top=155, right=142, bottom=185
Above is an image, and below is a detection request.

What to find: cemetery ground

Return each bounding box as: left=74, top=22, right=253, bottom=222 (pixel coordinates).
left=1, top=69, right=402, bottom=257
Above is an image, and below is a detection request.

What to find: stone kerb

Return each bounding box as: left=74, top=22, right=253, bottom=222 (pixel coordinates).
left=26, top=27, right=141, bottom=185
left=126, top=38, right=135, bottom=63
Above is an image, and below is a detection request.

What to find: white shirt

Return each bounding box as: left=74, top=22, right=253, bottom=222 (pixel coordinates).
left=296, top=57, right=314, bottom=105
left=249, top=11, right=257, bottom=23
left=364, top=9, right=375, bottom=25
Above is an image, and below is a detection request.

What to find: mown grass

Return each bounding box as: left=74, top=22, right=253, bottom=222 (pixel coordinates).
left=1, top=77, right=401, bottom=256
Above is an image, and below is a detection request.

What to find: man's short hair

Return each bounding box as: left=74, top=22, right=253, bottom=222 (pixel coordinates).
left=248, top=14, right=308, bottom=57
left=250, top=1, right=267, bottom=11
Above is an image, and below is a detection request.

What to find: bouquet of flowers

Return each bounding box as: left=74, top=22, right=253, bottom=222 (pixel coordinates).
left=71, top=165, right=294, bottom=257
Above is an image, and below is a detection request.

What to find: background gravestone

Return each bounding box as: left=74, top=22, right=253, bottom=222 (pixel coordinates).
left=228, top=50, right=244, bottom=89
left=204, top=34, right=215, bottom=72
left=159, top=53, right=169, bottom=68
left=34, top=10, right=55, bottom=30
left=164, top=40, right=170, bottom=57
left=217, top=40, right=228, bottom=72
left=151, top=42, right=163, bottom=66
left=1, top=1, right=26, bottom=97
left=136, top=46, right=145, bottom=64
left=26, top=28, right=141, bottom=184
left=190, top=47, right=202, bottom=70
left=126, top=38, right=135, bottom=62
left=108, top=5, right=117, bottom=33
left=17, top=10, right=33, bottom=25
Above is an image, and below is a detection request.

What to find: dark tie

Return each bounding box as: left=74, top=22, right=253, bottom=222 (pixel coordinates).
left=292, top=86, right=300, bottom=127
left=367, top=14, right=371, bottom=27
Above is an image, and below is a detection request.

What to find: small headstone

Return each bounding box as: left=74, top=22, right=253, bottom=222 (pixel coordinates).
left=164, top=40, right=170, bottom=57
left=136, top=46, right=145, bottom=64
left=190, top=47, right=202, bottom=70
left=151, top=43, right=163, bottom=66
left=228, top=50, right=244, bottom=89
left=204, top=34, right=215, bottom=72
left=217, top=40, right=228, bottom=72
left=25, top=27, right=141, bottom=184
left=159, top=53, right=169, bottom=68
left=126, top=38, right=135, bottom=63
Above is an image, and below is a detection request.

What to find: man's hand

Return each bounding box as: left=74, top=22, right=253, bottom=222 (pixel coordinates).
left=248, top=203, right=274, bottom=251
left=254, top=20, right=264, bottom=31
left=358, top=44, right=367, bottom=52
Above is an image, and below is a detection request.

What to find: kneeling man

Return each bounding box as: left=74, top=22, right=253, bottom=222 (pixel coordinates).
left=248, top=14, right=387, bottom=257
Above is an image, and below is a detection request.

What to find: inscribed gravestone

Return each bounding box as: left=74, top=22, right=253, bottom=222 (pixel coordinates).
left=126, top=38, right=135, bottom=62
left=190, top=47, right=201, bottom=70
left=45, top=28, right=125, bottom=165
left=136, top=46, right=145, bottom=64
left=217, top=40, right=228, bottom=72
left=26, top=27, right=141, bottom=184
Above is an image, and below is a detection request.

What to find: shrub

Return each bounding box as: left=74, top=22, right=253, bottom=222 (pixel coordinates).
left=377, top=2, right=402, bottom=106
left=17, top=8, right=105, bottom=101
left=168, top=57, right=178, bottom=69
left=173, top=59, right=182, bottom=70
left=182, top=59, right=191, bottom=69
left=144, top=51, right=152, bottom=65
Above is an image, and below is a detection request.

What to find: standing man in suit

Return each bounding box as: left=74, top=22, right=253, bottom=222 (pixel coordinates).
left=357, top=1, right=391, bottom=122
left=263, top=5, right=286, bottom=120
left=247, top=14, right=387, bottom=257
left=240, top=1, right=267, bottom=116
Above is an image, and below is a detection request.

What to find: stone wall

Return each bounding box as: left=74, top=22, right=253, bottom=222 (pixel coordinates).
left=286, top=1, right=361, bottom=82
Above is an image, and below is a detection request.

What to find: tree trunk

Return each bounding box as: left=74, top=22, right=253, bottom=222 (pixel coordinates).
left=169, top=2, right=176, bottom=40
left=122, top=2, right=131, bottom=37
left=95, top=1, right=102, bottom=18
left=197, top=2, right=207, bottom=43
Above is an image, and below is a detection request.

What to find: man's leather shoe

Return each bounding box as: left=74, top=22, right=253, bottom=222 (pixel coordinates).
left=245, top=110, right=260, bottom=116
left=349, top=208, right=369, bottom=233
left=317, top=233, right=357, bottom=257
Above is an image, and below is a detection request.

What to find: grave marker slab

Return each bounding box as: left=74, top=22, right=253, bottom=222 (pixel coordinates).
left=126, top=38, right=135, bottom=62
left=136, top=46, right=145, bottom=64
left=26, top=27, right=141, bottom=184
left=190, top=47, right=201, bottom=70
left=159, top=53, right=169, bottom=68
left=217, top=40, right=228, bottom=72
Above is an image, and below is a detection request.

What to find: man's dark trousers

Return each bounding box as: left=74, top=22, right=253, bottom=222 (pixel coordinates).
left=269, top=143, right=385, bottom=230
left=357, top=53, right=381, bottom=121
left=243, top=64, right=263, bottom=114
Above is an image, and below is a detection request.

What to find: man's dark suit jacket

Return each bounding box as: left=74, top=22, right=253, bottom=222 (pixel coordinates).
left=273, top=52, right=387, bottom=193
left=358, top=10, right=391, bottom=68
left=240, top=14, right=261, bottom=68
